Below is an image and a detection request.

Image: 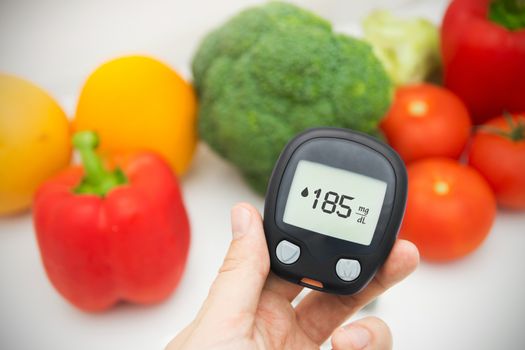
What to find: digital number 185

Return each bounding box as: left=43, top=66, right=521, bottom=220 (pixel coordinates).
left=312, top=189, right=353, bottom=218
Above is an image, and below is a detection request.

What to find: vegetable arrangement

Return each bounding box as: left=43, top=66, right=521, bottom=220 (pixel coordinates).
left=377, top=0, right=525, bottom=261
left=191, top=0, right=524, bottom=262
left=1, top=56, right=195, bottom=311
left=0, top=0, right=524, bottom=310
left=379, top=83, right=501, bottom=261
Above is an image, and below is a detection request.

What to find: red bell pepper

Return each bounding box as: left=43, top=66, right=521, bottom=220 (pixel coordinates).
left=441, top=0, right=525, bottom=124
left=33, top=131, right=190, bottom=311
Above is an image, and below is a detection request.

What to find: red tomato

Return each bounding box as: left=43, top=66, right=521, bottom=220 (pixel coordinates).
left=400, top=158, right=496, bottom=262
left=380, top=84, right=471, bottom=164
left=468, top=113, right=525, bottom=209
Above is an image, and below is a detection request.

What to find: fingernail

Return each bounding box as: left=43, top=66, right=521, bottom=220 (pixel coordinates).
left=344, top=325, right=371, bottom=349
left=231, top=205, right=251, bottom=239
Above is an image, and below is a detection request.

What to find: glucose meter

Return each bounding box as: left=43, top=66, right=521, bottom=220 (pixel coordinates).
left=263, top=128, right=407, bottom=295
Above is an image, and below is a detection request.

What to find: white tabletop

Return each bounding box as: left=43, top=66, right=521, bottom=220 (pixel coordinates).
left=1, top=1, right=524, bottom=349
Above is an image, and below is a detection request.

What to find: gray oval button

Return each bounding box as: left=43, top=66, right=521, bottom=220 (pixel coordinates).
left=276, top=240, right=300, bottom=264
left=336, top=259, right=361, bottom=281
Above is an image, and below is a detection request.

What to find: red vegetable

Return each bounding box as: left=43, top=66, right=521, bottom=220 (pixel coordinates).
left=468, top=113, right=525, bottom=210
left=33, top=132, right=190, bottom=311
left=380, top=84, right=471, bottom=164
left=441, top=0, right=525, bottom=124
left=400, top=158, right=496, bottom=262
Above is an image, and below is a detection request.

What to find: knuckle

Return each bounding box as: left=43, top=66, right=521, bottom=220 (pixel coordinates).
left=218, top=253, right=269, bottom=280
left=219, top=255, right=244, bottom=274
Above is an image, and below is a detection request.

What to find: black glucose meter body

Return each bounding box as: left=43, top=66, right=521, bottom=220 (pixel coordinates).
left=263, top=128, right=407, bottom=295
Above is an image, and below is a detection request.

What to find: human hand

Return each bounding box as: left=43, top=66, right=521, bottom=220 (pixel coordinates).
left=167, top=203, right=419, bottom=350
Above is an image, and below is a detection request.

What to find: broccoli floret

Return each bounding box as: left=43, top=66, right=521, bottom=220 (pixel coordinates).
left=193, top=2, right=393, bottom=193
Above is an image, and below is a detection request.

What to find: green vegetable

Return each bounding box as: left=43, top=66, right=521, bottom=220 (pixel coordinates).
left=362, top=10, right=440, bottom=85
left=192, top=2, right=392, bottom=193
left=489, top=0, right=525, bottom=31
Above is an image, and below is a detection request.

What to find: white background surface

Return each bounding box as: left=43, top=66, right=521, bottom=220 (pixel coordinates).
left=1, top=1, right=524, bottom=349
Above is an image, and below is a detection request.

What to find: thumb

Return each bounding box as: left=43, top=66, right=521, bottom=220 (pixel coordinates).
left=204, top=203, right=270, bottom=318
left=331, top=317, right=392, bottom=350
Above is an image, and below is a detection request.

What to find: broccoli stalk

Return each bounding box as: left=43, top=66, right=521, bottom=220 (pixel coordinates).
left=362, top=10, right=441, bottom=86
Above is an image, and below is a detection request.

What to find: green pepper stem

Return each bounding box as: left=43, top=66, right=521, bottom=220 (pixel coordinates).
left=73, top=131, right=127, bottom=196
left=489, top=0, right=525, bottom=31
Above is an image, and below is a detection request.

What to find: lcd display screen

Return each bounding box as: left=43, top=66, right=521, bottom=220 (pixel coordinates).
left=283, top=160, right=387, bottom=246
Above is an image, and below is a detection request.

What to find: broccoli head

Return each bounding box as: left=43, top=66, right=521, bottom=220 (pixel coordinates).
left=192, top=2, right=393, bottom=193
